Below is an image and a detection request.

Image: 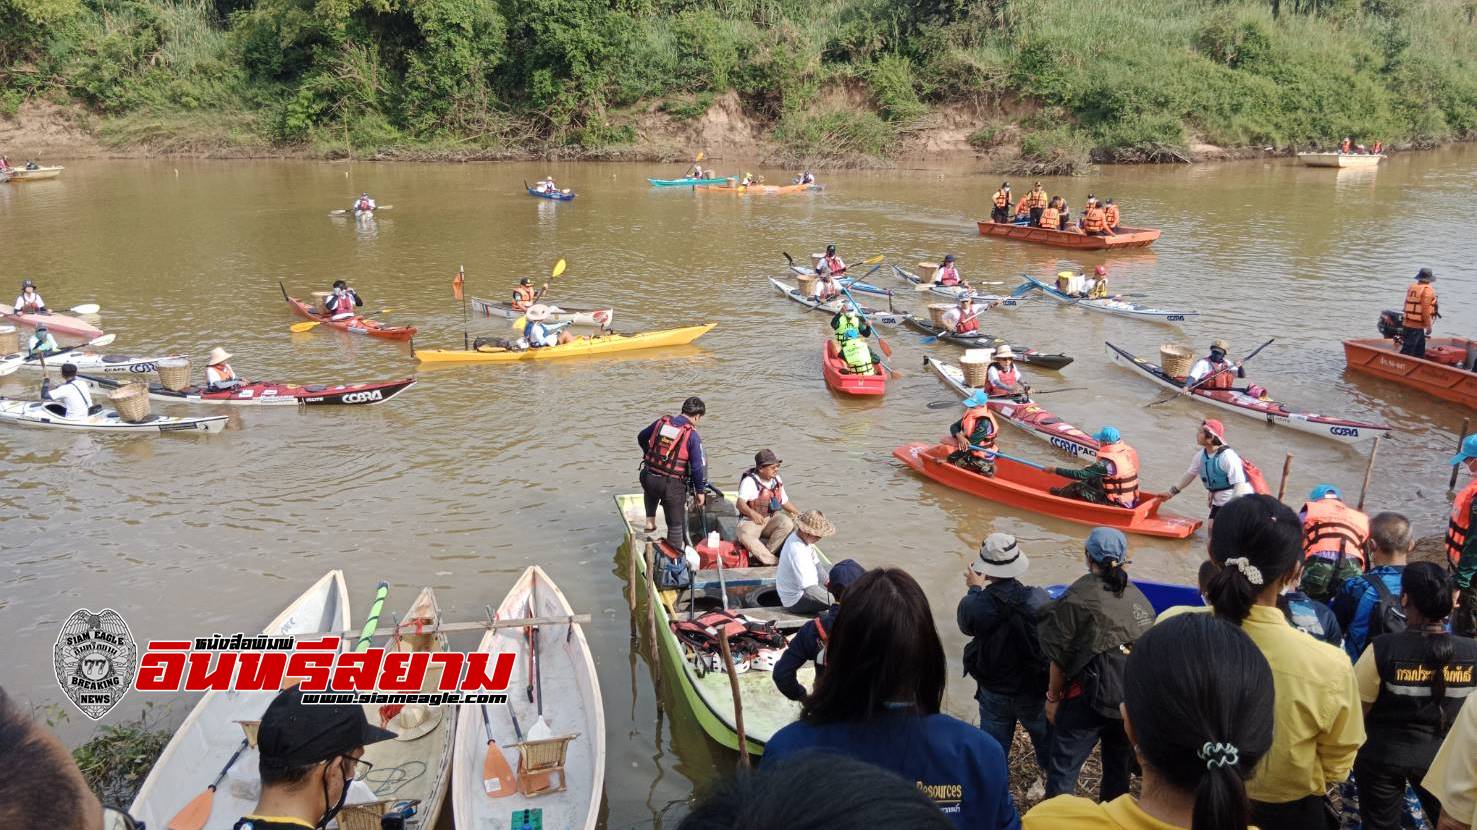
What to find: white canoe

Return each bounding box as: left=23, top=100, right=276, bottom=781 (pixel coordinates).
left=469, top=296, right=614, bottom=328
left=0, top=399, right=227, bottom=434
left=452, top=565, right=604, bottom=830
left=0, top=350, right=186, bottom=376
left=1298, top=152, right=1384, bottom=168
left=1015, top=275, right=1198, bottom=324
left=767, top=277, right=909, bottom=326
left=891, top=265, right=1012, bottom=305
left=129, top=571, right=352, bottom=829
left=5, top=166, right=64, bottom=181
left=924, top=356, right=1098, bottom=459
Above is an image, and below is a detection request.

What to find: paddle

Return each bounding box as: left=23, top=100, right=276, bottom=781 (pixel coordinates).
left=525, top=581, right=553, bottom=740
left=479, top=607, right=518, bottom=798
left=1148, top=338, right=1275, bottom=407
left=329, top=204, right=393, bottom=216
left=69, top=303, right=100, bottom=315
left=969, top=444, right=1050, bottom=471
left=165, top=739, right=249, bottom=830
left=925, top=387, right=1087, bottom=409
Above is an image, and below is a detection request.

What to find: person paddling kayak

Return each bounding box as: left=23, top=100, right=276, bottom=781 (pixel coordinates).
left=983, top=345, right=1029, bottom=400
left=522, top=305, right=573, bottom=348
left=949, top=390, right=999, bottom=476
left=1049, top=426, right=1140, bottom=507
left=39, top=363, right=93, bottom=419
left=816, top=244, right=846, bottom=277
left=26, top=322, right=58, bottom=356
left=351, top=192, right=376, bottom=214
left=837, top=328, right=879, bottom=377
left=935, top=254, right=963, bottom=287
left=323, top=280, right=362, bottom=321
left=205, top=347, right=244, bottom=392
left=637, top=397, right=708, bottom=549
left=14, top=279, right=47, bottom=314
left=511, top=277, right=546, bottom=312
left=1186, top=339, right=1245, bottom=389
left=811, top=270, right=843, bottom=303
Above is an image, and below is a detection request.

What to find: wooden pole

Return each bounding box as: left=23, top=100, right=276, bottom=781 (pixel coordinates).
left=644, top=541, right=660, bottom=687
left=627, top=539, right=637, bottom=613
left=1357, top=436, right=1381, bottom=511
left=1450, top=418, right=1471, bottom=493
left=716, top=634, right=750, bottom=769
left=1276, top=452, right=1294, bottom=502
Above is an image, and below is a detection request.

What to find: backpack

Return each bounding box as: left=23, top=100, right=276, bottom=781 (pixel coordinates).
left=1368, top=576, right=1409, bottom=638
left=964, top=593, right=1049, bottom=696
left=1078, top=644, right=1132, bottom=720
left=654, top=540, right=692, bottom=590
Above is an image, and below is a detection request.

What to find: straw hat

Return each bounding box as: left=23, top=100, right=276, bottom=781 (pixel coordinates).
left=525, top=304, right=552, bottom=322
left=794, top=510, right=835, bottom=539
left=994, top=344, right=1015, bottom=360
left=206, top=347, right=232, bottom=365
left=388, top=704, right=443, bottom=741
left=1211, top=339, right=1230, bottom=353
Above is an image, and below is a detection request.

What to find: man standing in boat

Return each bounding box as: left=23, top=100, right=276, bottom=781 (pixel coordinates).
left=1399, top=268, right=1438, bottom=359
left=637, top=396, right=708, bottom=551
left=1026, top=183, right=1048, bottom=226
left=990, top=182, right=1011, bottom=224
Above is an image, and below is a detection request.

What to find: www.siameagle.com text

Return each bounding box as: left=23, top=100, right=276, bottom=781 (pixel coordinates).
left=300, top=692, right=509, bottom=705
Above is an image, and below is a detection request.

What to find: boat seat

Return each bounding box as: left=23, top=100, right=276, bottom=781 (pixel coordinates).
left=738, top=607, right=817, bottom=630
left=100, top=354, right=134, bottom=363
left=305, top=384, right=327, bottom=392
left=514, top=733, right=579, bottom=797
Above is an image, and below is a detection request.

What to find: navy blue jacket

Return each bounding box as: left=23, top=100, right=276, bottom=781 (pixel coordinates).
left=773, top=607, right=837, bottom=701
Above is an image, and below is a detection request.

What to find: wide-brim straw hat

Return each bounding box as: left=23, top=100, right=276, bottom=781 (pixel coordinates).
left=1211, top=339, right=1231, bottom=353
left=206, top=347, right=232, bottom=365
left=795, top=510, right=835, bottom=538
left=525, top=304, right=552, bottom=322
left=388, top=704, right=443, bottom=741
left=994, top=345, right=1015, bottom=360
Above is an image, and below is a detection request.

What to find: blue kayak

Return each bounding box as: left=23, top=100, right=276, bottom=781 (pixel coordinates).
left=649, top=177, right=730, bottom=187
left=1047, top=579, right=1202, bottom=615
left=527, top=187, right=575, bottom=201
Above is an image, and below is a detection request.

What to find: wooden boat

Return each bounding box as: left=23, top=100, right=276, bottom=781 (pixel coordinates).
left=924, top=356, right=1097, bottom=459
left=1015, top=274, right=1198, bottom=324
left=130, top=571, right=352, bottom=829
left=1, top=309, right=105, bottom=340
left=0, top=399, right=228, bottom=434
left=5, top=165, right=64, bottom=181
left=614, top=493, right=826, bottom=754
left=415, top=324, right=714, bottom=363
left=469, top=296, right=614, bottom=328
left=1106, top=341, right=1392, bottom=444
left=1298, top=152, right=1384, bottom=168
left=356, top=587, right=456, bottom=830
left=649, top=176, right=730, bottom=187
left=82, top=374, right=416, bottom=407
left=976, top=219, right=1160, bottom=250
left=768, top=278, right=907, bottom=326
left=279, top=283, right=417, bottom=341
left=902, top=316, right=1074, bottom=370
left=892, top=442, right=1202, bottom=539
left=1048, top=579, right=1202, bottom=614
left=695, top=182, right=814, bottom=195
left=452, top=566, right=604, bottom=830
left=1344, top=337, right=1477, bottom=410
left=822, top=340, right=887, bottom=396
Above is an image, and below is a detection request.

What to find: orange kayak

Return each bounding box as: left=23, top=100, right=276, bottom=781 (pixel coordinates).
left=822, top=340, right=887, bottom=396
left=892, top=442, right=1202, bottom=539
left=279, top=282, right=416, bottom=341
left=696, top=182, right=815, bottom=195
left=975, top=220, right=1160, bottom=250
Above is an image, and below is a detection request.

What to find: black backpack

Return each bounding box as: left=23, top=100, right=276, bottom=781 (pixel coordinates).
left=1368, top=576, right=1408, bottom=638
left=1079, top=644, right=1132, bottom=720
left=964, top=594, right=1049, bottom=696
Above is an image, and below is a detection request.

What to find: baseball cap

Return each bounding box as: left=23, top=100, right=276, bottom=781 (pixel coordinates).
left=1451, top=434, right=1477, bottom=466
left=256, top=686, right=397, bottom=768
left=826, top=559, right=866, bottom=595
left=1085, top=527, right=1128, bottom=564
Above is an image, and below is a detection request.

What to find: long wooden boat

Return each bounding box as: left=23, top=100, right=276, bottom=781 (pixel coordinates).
left=695, top=182, right=814, bottom=195
left=1016, top=274, right=1198, bottom=324
left=976, top=220, right=1160, bottom=250
left=614, top=493, right=824, bottom=754
left=5, top=165, right=64, bottom=181
left=1298, top=152, right=1384, bottom=168
left=902, top=316, right=1074, bottom=370
left=1, top=309, right=105, bottom=340
left=415, top=324, right=714, bottom=363
left=452, top=566, right=604, bottom=830
left=0, top=399, right=228, bottom=434
left=130, top=571, right=352, bottom=829
left=279, top=283, right=417, bottom=341
left=768, top=278, right=907, bottom=326
left=822, top=340, right=887, bottom=396
left=82, top=373, right=416, bottom=407
left=924, top=356, right=1097, bottom=459
left=1106, top=341, right=1391, bottom=444
left=892, top=442, right=1202, bottom=539
left=1343, top=337, right=1477, bottom=410
left=469, top=296, right=614, bottom=328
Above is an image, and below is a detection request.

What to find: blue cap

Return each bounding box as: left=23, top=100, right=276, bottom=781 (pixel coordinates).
left=1451, top=434, right=1477, bottom=466
left=1309, top=484, right=1341, bottom=501
left=1094, top=426, right=1120, bottom=444
left=826, top=559, right=866, bottom=594
left=963, top=390, right=991, bottom=408
left=1085, top=527, right=1128, bottom=564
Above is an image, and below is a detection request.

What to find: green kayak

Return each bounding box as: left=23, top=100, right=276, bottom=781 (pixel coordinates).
left=648, top=177, right=730, bottom=187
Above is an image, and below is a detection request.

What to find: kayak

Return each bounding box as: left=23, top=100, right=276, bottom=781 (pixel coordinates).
left=528, top=187, right=576, bottom=201
left=903, top=316, right=1074, bottom=370
left=822, top=340, right=887, bottom=396
left=924, top=356, right=1097, bottom=459
left=1015, top=274, right=1198, bottom=324
left=470, top=296, right=614, bottom=328
left=768, top=278, right=908, bottom=326
left=695, top=182, right=815, bottom=195
left=891, top=265, right=1012, bottom=306
left=893, top=442, right=1202, bottom=539
left=0, top=349, right=184, bottom=376
left=452, top=565, right=604, bottom=830
left=82, top=374, right=416, bottom=406
left=1105, top=341, right=1391, bottom=444
left=0, top=399, right=228, bottom=434
left=279, top=282, right=416, bottom=341
left=0, top=309, right=104, bottom=340
left=415, top=323, right=715, bottom=363
left=976, top=220, right=1161, bottom=250
left=5, top=166, right=64, bottom=182
left=129, top=571, right=351, bottom=829
left=785, top=264, right=894, bottom=299
left=649, top=177, right=730, bottom=187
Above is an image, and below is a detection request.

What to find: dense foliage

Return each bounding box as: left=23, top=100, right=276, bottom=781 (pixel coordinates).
left=3, top=0, right=1476, bottom=161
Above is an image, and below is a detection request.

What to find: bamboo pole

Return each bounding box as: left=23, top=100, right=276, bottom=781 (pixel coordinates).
left=627, top=539, right=637, bottom=613
left=1357, top=436, right=1381, bottom=511
left=1450, top=418, right=1471, bottom=493
left=644, top=540, right=660, bottom=688
left=1277, top=452, right=1294, bottom=501
left=716, top=634, right=750, bottom=768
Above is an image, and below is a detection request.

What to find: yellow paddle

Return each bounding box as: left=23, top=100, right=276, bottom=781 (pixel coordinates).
left=291, top=308, right=395, bottom=332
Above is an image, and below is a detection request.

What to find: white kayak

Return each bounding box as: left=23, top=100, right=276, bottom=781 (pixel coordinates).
left=768, top=278, right=909, bottom=326
left=891, top=265, right=1014, bottom=305
left=0, top=399, right=227, bottom=434
left=0, top=349, right=186, bottom=376
left=924, top=356, right=1098, bottom=459
left=1013, top=274, right=1198, bottom=324
left=469, top=296, right=615, bottom=328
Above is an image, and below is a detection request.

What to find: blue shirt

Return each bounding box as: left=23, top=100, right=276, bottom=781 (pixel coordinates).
left=1279, top=590, right=1343, bottom=647
left=763, top=711, right=1021, bottom=830
left=636, top=414, right=706, bottom=489
left=1331, top=564, right=1405, bottom=661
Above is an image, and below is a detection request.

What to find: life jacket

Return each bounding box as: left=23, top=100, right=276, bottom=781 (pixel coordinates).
left=208, top=363, right=235, bottom=383
left=1104, top=204, right=1120, bottom=227
left=954, top=309, right=978, bottom=334
left=1028, top=189, right=1048, bottom=209
left=673, top=611, right=787, bottom=660
left=840, top=338, right=874, bottom=374
left=328, top=292, right=355, bottom=316
left=1014, top=198, right=1031, bottom=217
left=1096, top=441, right=1140, bottom=507
left=17, top=293, right=41, bottom=313
left=1199, top=447, right=1247, bottom=492
left=1447, top=480, right=1477, bottom=566
left=816, top=278, right=841, bottom=301
left=1403, top=283, right=1436, bottom=329
left=1300, top=498, right=1370, bottom=563
left=1365, top=631, right=1477, bottom=767
left=960, top=407, right=999, bottom=458
left=936, top=265, right=961, bottom=286
left=1088, top=279, right=1109, bottom=300
left=356, top=199, right=371, bottom=211
left=992, top=190, right=1009, bottom=208
left=512, top=285, right=536, bottom=311
left=643, top=415, right=694, bottom=479
left=740, top=468, right=783, bottom=518
left=27, top=333, right=54, bottom=353
left=1198, top=356, right=1235, bottom=390
left=1039, top=207, right=1060, bottom=230
left=985, top=362, right=1018, bottom=395
left=820, top=255, right=844, bottom=274
left=1083, top=207, right=1108, bottom=232
left=831, top=312, right=862, bottom=342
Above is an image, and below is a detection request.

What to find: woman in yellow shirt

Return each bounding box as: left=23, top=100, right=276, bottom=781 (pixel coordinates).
left=1024, top=613, right=1275, bottom=830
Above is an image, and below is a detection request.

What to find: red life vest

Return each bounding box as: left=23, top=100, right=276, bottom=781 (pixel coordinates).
left=644, top=415, right=694, bottom=479
left=1096, top=441, right=1141, bottom=507
left=512, top=285, right=536, bottom=311
left=328, top=292, right=355, bottom=316
left=954, top=309, right=979, bottom=334
left=985, top=362, right=1018, bottom=394
left=1199, top=357, right=1235, bottom=390
left=936, top=265, right=961, bottom=286
left=1300, top=498, right=1370, bottom=564
left=356, top=199, right=371, bottom=211
left=1448, top=480, right=1477, bottom=567
left=820, top=255, right=844, bottom=274
left=740, top=468, right=783, bottom=519
left=18, top=293, right=41, bottom=313
left=960, top=407, right=999, bottom=458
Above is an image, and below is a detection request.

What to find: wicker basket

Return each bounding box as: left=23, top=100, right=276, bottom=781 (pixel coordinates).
left=338, top=799, right=420, bottom=830
left=928, top=303, right=954, bottom=328
left=156, top=358, right=191, bottom=392
left=0, top=325, right=16, bottom=355
left=796, top=274, right=819, bottom=296
left=960, top=348, right=995, bottom=389
left=1160, top=344, right=1195, bottom=379
left=917, top=262, right=940, bottom=283
left=810, top=253, right=825, bottom=269
left=110, top=384, right=151, bottom=423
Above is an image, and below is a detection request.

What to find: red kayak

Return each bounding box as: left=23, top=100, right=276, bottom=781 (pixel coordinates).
left=279, top=282, right=416, bottom=341
left=1, top=310, right=104, bottom=340
left=822, top=340, right=887, bottom=396
left=892, top=441, right=1202, bottom=539
left=83, top=373, right=415, bottom=406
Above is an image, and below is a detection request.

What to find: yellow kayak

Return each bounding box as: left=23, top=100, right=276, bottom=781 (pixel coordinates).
left=415, top=324, right=716, bottom=363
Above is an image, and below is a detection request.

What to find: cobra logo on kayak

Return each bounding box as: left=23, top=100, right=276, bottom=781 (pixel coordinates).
left=340, top=390, right=383, bottom=404
left=1329, top=426, right=1361, bottom=437
left=128, top=363, right=158, bottom=373
left=1167, top=315, right=1185, bottom=322
left=1050, top=436, right=1089, bottom=455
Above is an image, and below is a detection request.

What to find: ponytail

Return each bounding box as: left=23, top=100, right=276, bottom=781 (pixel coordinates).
left=1206, top=495, right=1301, bottom=624
left=1096, top=559, right=1129, bottom=596
left=1192, top=746, right=1253, bottom=830
left=1402, top=562, right=1458, bottom=729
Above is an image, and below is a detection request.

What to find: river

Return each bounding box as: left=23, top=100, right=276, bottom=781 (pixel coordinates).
left=2, top=148, right=1474, bottom=827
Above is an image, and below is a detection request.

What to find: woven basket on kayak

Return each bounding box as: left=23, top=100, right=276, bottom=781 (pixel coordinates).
left=109, top=384, right=151, bottom=423
left=1160, top=344, right=1195, bottom=379
left=917, top=262, right=940, bottom=283
left=960, top=348, right=994, bottom=389
left=338, top=799, right=419, bottom=830
left=928, top=303, right=954, bottom=328
left=0, top=325, right=16, bottom=355
left=796, top=274, right=819, bottom=296
left=156, top=357, right=191, bottom=391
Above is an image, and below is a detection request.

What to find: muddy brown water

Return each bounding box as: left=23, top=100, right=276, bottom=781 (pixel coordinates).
left=2, top=149, right=1474, bottom=827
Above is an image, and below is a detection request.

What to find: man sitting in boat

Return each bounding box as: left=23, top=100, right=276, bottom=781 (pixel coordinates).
left=736, top=449, right=800, bottom=566
left=1297, top=484, right=1370, bottom=602
left=1103, top=199, right=1121, bottom=231
left=39, top=363, right=93, bottom=419
left=1039, top=199, right=1062, bottom=230
left=685, top=160, right=705, bottom=178
left=323, top=280, right=362, bottom=321
left=990, top=182, right=1011, bottom=224
left=26, top=322, right=58, bottom=356
left=233, top=685, right=396, bottom=830
left=811, top=270, right=843, bottom=303
left=948, top=390, right=999, bottom=476
left=511, top=277, right=546, bottom=312
left=1049, top=426, right=1140, bottom=507
left=984, top=345, right=1029, bottom=400
left=204, top=346, right=244, bottom=392
left=1082, top=265, right=1110, bottom=299
left=943, top=296, right=980, bottom=335
left=816, top=243, right=846, bottom=276
left=23, top=160, right=38, bottom=170
left=1080, top=199, right=1115, bottom=237
left=837, top=329, right=879, bottom=376
left=935, top=254, right=963, bottom=287
left=1160, top=419, right=1252, bottom=527
left=535, top=176, right=559, bottom=193
left=1186, top=339, right=1245, bottom=390
left=776, top=510, right=836, bottom=615
left=772, top=558, right=865, bottom=700
left=14, top=279, right=47, bottom=314
left=523, top=304, right=574, bottom=348
left=1013, top=195, right=1032, bottom=224
left=1340, top=137, right=1352, bottom=153
left=830, top=301, right=871, bottom=344
left=740, top=171, right=759, bottom=187
left=796, top=170, right=817, bottom=185
left=352, top=192, right=375, bottom=213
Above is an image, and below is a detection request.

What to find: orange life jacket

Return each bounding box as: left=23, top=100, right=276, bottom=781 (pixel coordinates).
left=741, top=468, right=784, bottom=519
left=512, top=285, right=536, bottom=311
left=1096, top=441, right=1140, bottom=507
left=1039, top=208, right=1060, bottom=230
left=1402, top=283, right=1436, bottom=329
left=643, top=415, right=695, bottom=479
left=984, top=362, right=1018, bottom=395
left=1198, top=357, right=1236, bottom=390
left=1104, top=204, right=1120, bottom=227
left=993, top=190, right=1009, bottom=209
left=1028, top=190, right=1048, bottom=209
left=1448, top=480, right=1477, bottom=566
left=1015, top=198, right=1030, bottom=216
left=208, top=363, right=235, bottom=382
left=820, top=255, right=844, bottom=275
left=1083, top=207, right=1108, bottom=233
left=960, top=407, right=999, bottom=458
left=1300, top=498, right=1370, bottom=563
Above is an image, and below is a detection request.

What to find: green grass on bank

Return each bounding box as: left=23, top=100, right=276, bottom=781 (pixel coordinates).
left=3, top=0, right=1476, bottom=162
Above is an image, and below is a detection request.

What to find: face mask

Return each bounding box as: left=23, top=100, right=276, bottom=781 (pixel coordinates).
left=316, top=758, right=354, bottom=830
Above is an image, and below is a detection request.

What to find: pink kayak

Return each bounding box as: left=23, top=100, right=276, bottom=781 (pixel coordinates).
left=2, top=310, right=104, bottom=340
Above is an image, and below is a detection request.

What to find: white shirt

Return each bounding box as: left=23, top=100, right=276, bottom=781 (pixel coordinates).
left=810, top=278, right=840, bottom=300
left=526, top=322, right=558, bottom=347
left=1188, top=357, right=1237, bottom=384
left=1186, top=447, right=1253, bottom=506
left=48, top=380, right=93, bottom=419
left=940, top=307, right=962, bottom=329
left=14, top=292, right=43, bottom=312
left=776, top=532, right=820, bottom=606
left=737, top=473, right=787, bottom=522
left=986, top=364, right=1023, bottom=391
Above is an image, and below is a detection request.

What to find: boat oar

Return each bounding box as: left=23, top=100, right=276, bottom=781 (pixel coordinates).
left=1147, top=337, right=1275, bottom=408
left=328, top=204, right=393, bottom=216
left=837, top=281, right=896, bottom=371
left=926, top=387, right=1086, bottom=409
left=289, top=320, right=322, bottom=333
left=478, top=607, right=518, bottom=797
left=69, top=303, right=100, bottom=315
left=4, top=333, right=116, bottom=376
left=526, top=582, right=553, bottom=740
left=165, top=739, right=249, bottom=830
left=968, top=444, right=1050, bottom=471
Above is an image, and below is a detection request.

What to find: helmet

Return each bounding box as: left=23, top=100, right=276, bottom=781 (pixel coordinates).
left=1094, top=265, right=1107, bottom=277
left=1309, top=484, right=1341, bottom=501
left=1094, top=426, right=1121, bottom=444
